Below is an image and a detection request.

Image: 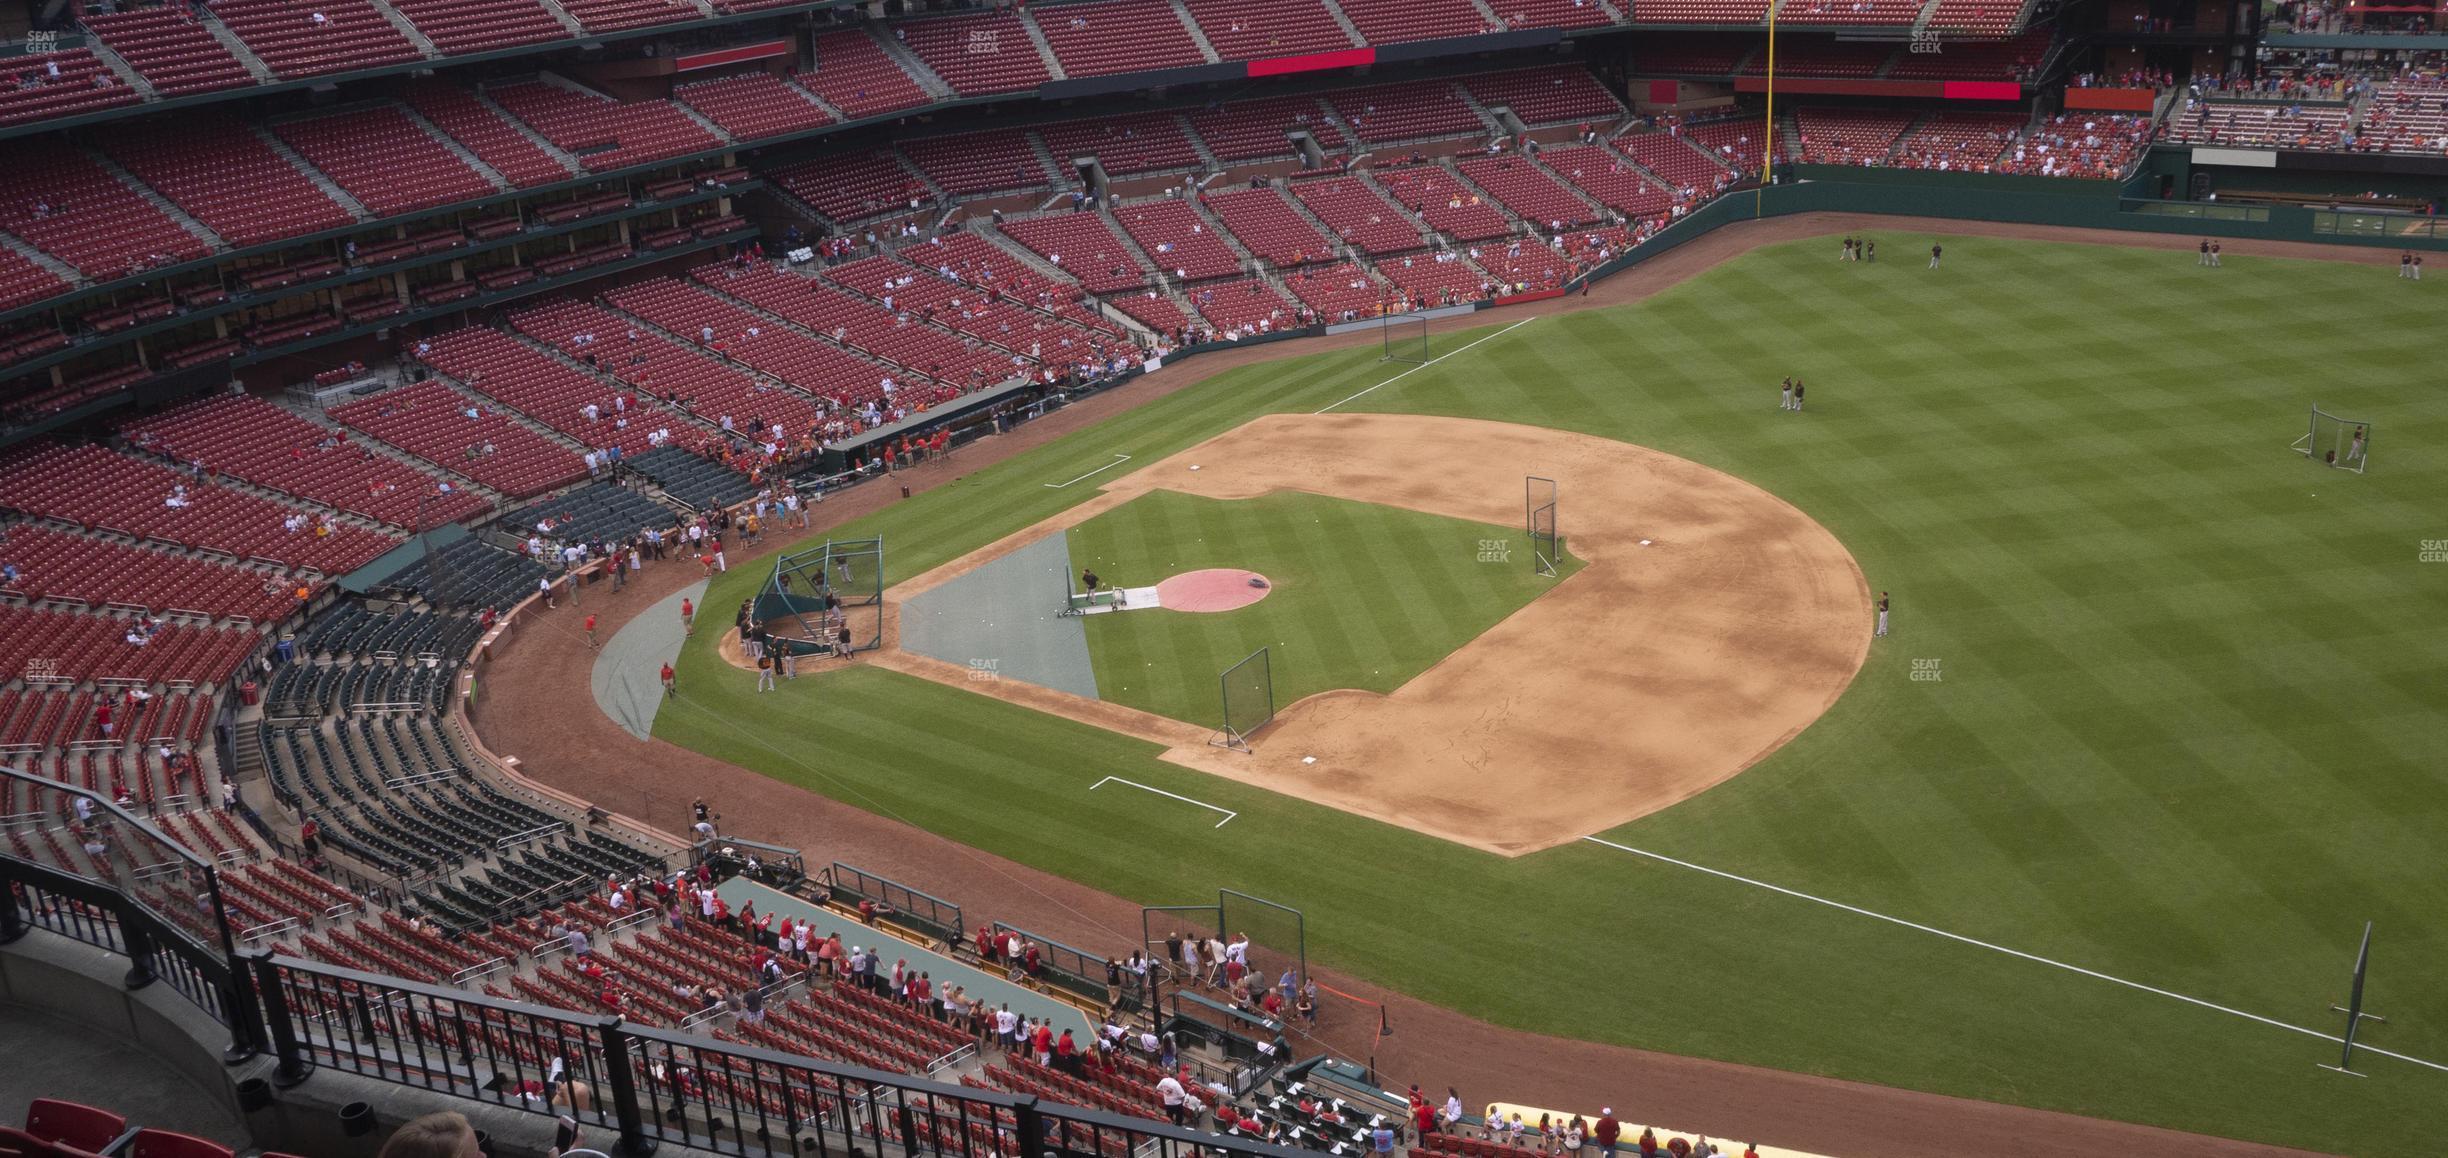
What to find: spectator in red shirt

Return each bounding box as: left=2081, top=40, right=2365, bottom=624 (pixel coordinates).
left=1594, top=1110, right=1622, bottom=1155
left=660, top=663, right=675, bottom=697
left=583, top=612, right=598, bottom=649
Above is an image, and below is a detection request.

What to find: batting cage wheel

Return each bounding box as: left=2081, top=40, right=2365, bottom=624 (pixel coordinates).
left=2290, top=405, right=2373, bottom=474
left=1381, top=313, right=1430, bottom=364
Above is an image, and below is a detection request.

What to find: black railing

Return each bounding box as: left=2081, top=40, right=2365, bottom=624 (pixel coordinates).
left=692, top=836, right=806, bottom=890
left=826, top=863, right=963, bottom=946
left=988, top=921, right=1116, bottom=1006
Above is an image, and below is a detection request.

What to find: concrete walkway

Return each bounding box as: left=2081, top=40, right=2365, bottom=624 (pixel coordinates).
left=592, top=579, right=707, bottom=740
left=0, top=1002, right=245, bottom=1145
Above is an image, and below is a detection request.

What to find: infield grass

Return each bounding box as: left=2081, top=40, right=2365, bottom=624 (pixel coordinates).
left=1065, top=490, right=1576, bottom=725
left=658, top=234, right=2448, bottom=1156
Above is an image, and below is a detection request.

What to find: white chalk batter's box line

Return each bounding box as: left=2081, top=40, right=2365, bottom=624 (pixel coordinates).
left=1091, top=777, right=1236, bottom=827
left=1580, top=836, right=2448, bottom=1078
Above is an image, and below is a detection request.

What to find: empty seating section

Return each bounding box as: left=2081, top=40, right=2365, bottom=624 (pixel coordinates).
left=1109, top=289, right=1193, bottom=335
left=400, top=81, right=573, bottom=187
left=0, top=604, right=255, bottom=686
left=1336, top=0, right=1491, bottom=43
left=0, top=50, right=140, bottom=127
left=1891, top=111, right=2022, bottom=170
left=389, top=0, right=568, bottom=54
left=1791, top=107, right=1916, bottom=164
left=1485, top=0, right=1619, bottom=29
left=1884, top=28, right=2047, bottom=79
left=1540, top=144, right=1670, bottom=216
left=79, top=8, right=256, bottom=96
left=1373, top=251, right=1483, bottom=305
left=1456, top=155, right=1601, bottom=227
left=1632, top=0, right=1771, bottom=24
left=0, top=524, right=308, bottom=622
left=1684, top=118, right=1769, bottom=172
left=1038, top=113, right=1200, bottom=176
left=1182, top=277, right=1297, bottom=333
left=1780, top=0, right=1925, bottom=25
left=214, top=0, right=421, bottom=78
left=1180, top=0, right=1353, bottom=59
left=1031, top=0, right=1209, bottom=77
left=329, top=381, right=588, bottom=497
left=486, top=82, right=719, bottom=172
left=508, top=298, right=820, bottom=435
left=1325, top=80, right=1486, bottom=144
left=823, top=256, right=1101, bottom=363
left=694, top=262, right=1011, bottom=389
left=1287, top=176, right=1425, bottom=255
left=1462, top=65, right=1625, bottom=127
left=1201, top=186, right=1333, bottom=265
left=603, top=277, right=884, bottom=408
left=121, top=394, right=491, bottom=527
left=0, top=443, right=399, bottom=572
left=1188, top=94, right=1341, bottom=160
left=1614, top=130, right=1734, bottom=190
left=2359, top=83, right=2448, bottom=154
left=800, top=31, right=931, bottom=121
left=1279, top=262, right=1385, bottom=319
left=900, top=129, right=1054, bottom=197
left=1374, top=165, right=1511, bottom=241
left=624, top=445, right=756, bottom=508
left=896, top=12, right=1052, bottom=97
left=1630, top=35, right=1755, bottom=74
left=415, top=327, right=663, bottom=455
left=0, top=249, right=68, bottom=313
left=769, top=151, right=930, bottom=223
left=556, top=0, right=698, bottom=33
left=100, top=117, right=355, bottom=248
left=272, top=105, right=497, bottom=217
left=1801, top=104, right=1909, bottom=162
left=1921, top=0, right=2026, bottom=34
left=998, top=212, right=1145, bottom=293
left=674, top=71, right=834, bottom=141
left=503, top=481, right=673, bottom=545
left=2161, top=101, right=2349, bottom=149
left=1113, top=200, right=1241, bottom=281
left=1740, top=40, right=1893, bottom=75
left=0, top=149, right=210, bottom=279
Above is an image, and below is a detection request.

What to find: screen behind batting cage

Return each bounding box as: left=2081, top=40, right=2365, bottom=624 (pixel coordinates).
left=2292, top=405, right=2372, bottom=474
left=756, top=537, right=885, bottom=655
left=1382, top=314, right=1430, bottom=364
left=1212, top=646, right=1274, bottom=751
left=1527, top=475, right=1559, bottom=578
left=1219, top=889, right=1307, bottom=997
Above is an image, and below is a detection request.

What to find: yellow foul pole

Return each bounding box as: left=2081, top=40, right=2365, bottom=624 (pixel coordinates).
left=1757, top=0, right=1777, bottom=217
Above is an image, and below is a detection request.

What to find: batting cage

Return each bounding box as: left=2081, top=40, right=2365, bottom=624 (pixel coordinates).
left=1526, top=475, right=1560, bottom=578
left=2291, top=405, right=2373, bottom=474
left=755, top=537, right=884, bottom=656
left=1212, top=646, right=1275, bottom=752
left=1381, top=314, right=1430, bottom=364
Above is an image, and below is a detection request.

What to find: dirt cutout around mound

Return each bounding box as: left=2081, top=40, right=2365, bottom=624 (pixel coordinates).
left=867, top=413, right=1871, bottom=855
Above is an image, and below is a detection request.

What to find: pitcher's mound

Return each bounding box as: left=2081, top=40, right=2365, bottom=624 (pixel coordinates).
left=1156, top=569, right=1271, bottom=612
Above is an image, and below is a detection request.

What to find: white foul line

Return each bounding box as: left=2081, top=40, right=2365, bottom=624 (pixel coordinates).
left=1044, top=454, right=1132, bottom=488
left=1314, top=317, right=1537, bottom=415
left=1091, top=776, right=1236, bottom=827
left=1580, top=836, right=2448, bottom=1078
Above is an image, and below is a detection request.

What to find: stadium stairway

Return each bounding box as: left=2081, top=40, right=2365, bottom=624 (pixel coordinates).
left=1166, top=0, right=1224, bottom=62
left=871, top=25, right=958, bottom=104
left=253, top=124, right=375, bottom=221
left=199, top=13, right=278, bottom=84
left=367, top=0, right=446, bottom=58
left=400, top=102, right=516, bottom=191
left=85, top=147, right=226, bottom=250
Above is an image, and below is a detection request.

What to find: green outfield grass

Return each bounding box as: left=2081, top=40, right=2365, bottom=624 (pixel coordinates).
left=656, top=234, right=2448, bottom=1155
left=1064, top=490, right=1575, bottom=724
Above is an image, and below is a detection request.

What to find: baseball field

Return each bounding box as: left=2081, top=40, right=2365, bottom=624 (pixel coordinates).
left=650, top=233, right=2448, bottom=1155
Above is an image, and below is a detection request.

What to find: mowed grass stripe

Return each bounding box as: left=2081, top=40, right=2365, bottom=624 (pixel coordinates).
left=664, top=236, right=2448, bottom=1155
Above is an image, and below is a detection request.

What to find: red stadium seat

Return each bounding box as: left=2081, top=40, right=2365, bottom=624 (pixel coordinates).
left=125, top=1130, right=233, bottom=1158
left=21, top=1101, right=128, bottom=1155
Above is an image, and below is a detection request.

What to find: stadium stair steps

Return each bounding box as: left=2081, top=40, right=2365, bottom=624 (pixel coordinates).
left=783, top=75, right=849, bottom=123
left=1317, top=0, right=1370, bottom=46
left=199, top=13, right=279, bottom=84
left=1351, top=169, right=1441, bottom=249
left=1187, top=195, right=1259, bottom=267
left=497, top=327, right=722, bottom=440
left=1437, top=157, right=1532, bottom=232
left=305, top=407, right=508, bottom=508
left=85, top=147, right=228, bottom=250
left=85, top=40, right=159, bottom=100
left=1908, top=0, right=1943, bottom=34
left=1275, top=183, right=1352, bottom=261
left=1521, top=149, right=1618, bottom=220
left=1462, top=0, right=1507, bottom=29
left=1012, top=10, right=1068, bottom=82
left=668, top=99, right=736, bottom=147
left=534, top=0, right=589, bottom=37
left=1178, top=115, right=1224, bottom=170
left=368, top=0, right=446, bottom=58
left=870, top=26, right=958, bottom=103
left=1593, top=0, right=1629, bottom=19
left=430, top=377, right=600, bottom=455
left=975, top=223, right=1082, bottom=285
left=1166, top=0, right=1224, bottom=62
left=0, top=231, right=88, bottom=289
left=1674, top=132, right=1744, bottom=177
left=471, top=87, right=588, bottom=176
left=1596, top=139, right=1685, bottom=195
left=254, top=124, right=375, bottom=221
left=1026, top=133, right=1071, bottom=190
left=399, top=102, right=516, bottom=192
left=1096, top=206, right=1165, bottom=285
